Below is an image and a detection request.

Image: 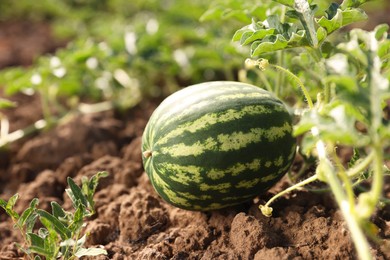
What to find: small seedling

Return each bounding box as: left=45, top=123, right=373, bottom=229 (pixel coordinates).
left=0, top=171, right=109, bottom=260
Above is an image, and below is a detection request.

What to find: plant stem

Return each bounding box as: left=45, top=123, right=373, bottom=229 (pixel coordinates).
left=330, top=147, right=356, bottom=211
left=312, top=129, right=372, bottom=260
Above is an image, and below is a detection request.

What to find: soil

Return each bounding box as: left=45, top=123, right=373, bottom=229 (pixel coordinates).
left=1, top=21, right=390, bottom=260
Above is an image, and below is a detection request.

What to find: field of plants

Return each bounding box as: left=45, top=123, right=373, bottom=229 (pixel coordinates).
left=0, top=0, right=389, bottom=259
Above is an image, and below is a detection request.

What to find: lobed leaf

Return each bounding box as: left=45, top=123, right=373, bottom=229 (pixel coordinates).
left=317, top=7, right=367, bottom=35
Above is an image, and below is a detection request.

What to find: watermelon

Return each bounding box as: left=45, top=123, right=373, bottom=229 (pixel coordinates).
left=142, top=81, right=296, bottom=211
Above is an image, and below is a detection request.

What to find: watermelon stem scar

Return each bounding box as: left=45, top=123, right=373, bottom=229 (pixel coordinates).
left=143, top=150, right=153, bottom=158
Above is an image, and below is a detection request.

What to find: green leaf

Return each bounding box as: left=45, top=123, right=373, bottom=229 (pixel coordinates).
left=18, top=198, right=39, bottom=228
left=0, top=98, right=16, bottom=109
left=67, top=177, right=88, bottom=208
left=26, top=213, right=39, bottom=234
left=292, top=0, right=318, bottom=47
left=28, top=231, right=56, bottom=259
left=0, top=198, right=7, bottom=208
left=28, top=233, right=45, bottom=248
left=37, top=209, right=71, bottom=240
left=241, top=29, right=276, bottom=45
left=84, top=171, right=109, bottom=209
left=340, top=8, right=367, bottom=27
left=294, top=103, right=370, bottom=147
left=374, top=24, right=389, bottom=41
left=272, top=0, right=294, bottom=7
left=341, top=0, right=374, bottom=9
left=68, top=201, right=85, bottom=232
left=251, top=31, right=307, bottom=56
left=75, top=247, right=108, bottom=258
left=51, top=201, right=66, bottom=220
left=29, top=246, right=53, bottom=259
left=0, top=194, right=20, bottom=220
left=39, top=217, right=61, bottom=258
left=7, top=193, right=19, bottom=209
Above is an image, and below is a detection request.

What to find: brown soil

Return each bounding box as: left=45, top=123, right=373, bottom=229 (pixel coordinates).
left=0, top=21, right=390, bottom=260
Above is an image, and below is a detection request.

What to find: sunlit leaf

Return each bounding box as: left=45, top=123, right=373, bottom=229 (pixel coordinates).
left=67, top=177, right=88, bottom=208
left=317, top=7, right=367, bottom=35
left=28, top=233, right=45, bottom=248
left=272, top=0, right=294, bottom=7
left=341, top=0, right=374, bottom=9
left=292, top=0, right=318, bottom=47
left=0, top=98, right=16, bottom=109
left=251, top=31, right=307, bottom=56
left=18, top=198, right=39, bottom=228
left=37, top=209, right=71, bottom=240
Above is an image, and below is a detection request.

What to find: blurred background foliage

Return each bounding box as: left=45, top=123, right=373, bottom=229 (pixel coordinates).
left=0, top=0, right=388, bottom=111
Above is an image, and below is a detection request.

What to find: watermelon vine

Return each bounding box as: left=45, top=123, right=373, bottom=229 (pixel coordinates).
left=229, top=1, right=389, bottom=259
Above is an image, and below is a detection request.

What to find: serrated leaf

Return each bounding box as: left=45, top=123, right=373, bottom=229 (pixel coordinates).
left=341, top=8, right=367, bottom=26
left=317, top=7, right=367, bottom=35
left=317, top=9, right=343, bottom=34
left=37, top=209, right=71, bottom=240
left=75, top=247, right=108, bottom=258
left=241, top=29, right=276, bottom=45
left=251, top=31, right=307, bottom=56
left=67, top=177, right=88, bottom=208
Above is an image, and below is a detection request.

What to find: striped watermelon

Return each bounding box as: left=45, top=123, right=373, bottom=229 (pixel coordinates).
left=142, top=81, right=296, bottom=211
